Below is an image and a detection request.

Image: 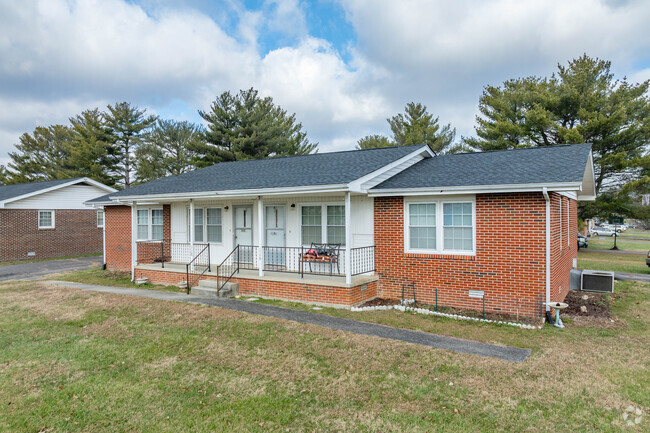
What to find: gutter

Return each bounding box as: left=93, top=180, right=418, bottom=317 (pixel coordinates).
left=542, top=187, right=551, bottom=312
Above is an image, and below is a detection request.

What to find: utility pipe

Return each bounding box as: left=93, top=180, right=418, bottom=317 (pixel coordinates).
left=542, top=187, right=551, bottom=312
left=131, top=202, right=137, bottom=281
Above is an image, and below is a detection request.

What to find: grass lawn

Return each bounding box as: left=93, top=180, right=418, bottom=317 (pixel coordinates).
left=587, top=236, right=650, bottom=252
left=1, top=278, right=648, bottom=431
left=0, top=253, right=102, bottom=267
left=620, top=229, right=650, bottom=240
left=578, top=250, right=650, bottom=275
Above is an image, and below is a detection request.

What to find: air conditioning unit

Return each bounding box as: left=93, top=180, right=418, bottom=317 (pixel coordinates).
left=580, top=270, right=615, bottom=293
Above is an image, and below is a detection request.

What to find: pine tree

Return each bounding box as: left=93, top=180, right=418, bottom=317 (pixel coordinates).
left=193, top=88, right=317, bottom=166
left=135, top=119, right=204, bottom=182
left=6, top=125, right=74, bottom=183
left=104, top=102, right=157, bottom=188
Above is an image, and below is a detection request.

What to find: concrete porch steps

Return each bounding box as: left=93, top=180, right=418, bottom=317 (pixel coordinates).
left=191, top=279, right=239, bottom=298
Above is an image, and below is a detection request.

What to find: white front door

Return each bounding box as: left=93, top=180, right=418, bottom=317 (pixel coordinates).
left=234, top=206, right=253, bottom=263
left=265, top=205, right=286, bottom=266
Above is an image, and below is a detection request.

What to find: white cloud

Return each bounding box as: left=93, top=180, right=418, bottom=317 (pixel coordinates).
left=0, top=0, right=649, bottom=165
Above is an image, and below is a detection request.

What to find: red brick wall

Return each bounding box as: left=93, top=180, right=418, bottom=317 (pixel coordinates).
left=105, top=204, right=172, bottom=272
left=551, top=194, right=578, bottom=302
left=0, top=209, right=102, bottom=261
left=105, top=205, right=132, bottom=271
left=374, top=193, right=551, bottom=317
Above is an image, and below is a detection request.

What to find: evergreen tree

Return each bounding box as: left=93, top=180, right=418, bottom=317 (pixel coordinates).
left=356, top=103, right=456, bottom=154
left=135, top=119, right=204, bottom=182
left=388, top=102, right=456, bottom=154
left=104, top=102, right=157, bottom=188
left=356, top=134, right=394, bottom=150
left=466, top=55, right=650, bottom=197
left=6, top=125, right=75, bottom=183
left=194, top=88, right=317, bottom=166
left=68, top=108, right=119, bottom=187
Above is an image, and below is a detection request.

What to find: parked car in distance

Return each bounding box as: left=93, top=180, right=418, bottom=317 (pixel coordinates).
left=578, top=234, right=588, bottom=249
left=647, top=251, right=650, bottom=268
left=590, top=226, right=615, bottom=237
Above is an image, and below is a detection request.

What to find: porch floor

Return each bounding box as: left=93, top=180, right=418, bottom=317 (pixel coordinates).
left=136, top=262, right=378, bottom=288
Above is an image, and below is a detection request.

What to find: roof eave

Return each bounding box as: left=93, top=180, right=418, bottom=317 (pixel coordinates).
left=1, top=177, right=116, bottom=207
left=368, top=182, right=585, bottom=197
left=102, top=183, right=351, bottom=203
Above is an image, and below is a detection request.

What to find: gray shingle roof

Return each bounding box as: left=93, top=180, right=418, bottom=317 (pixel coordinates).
left=97, top=145, right=426, bottom=200
left=0, top=178, right=83, bottom=202
left=372, top=143, right=592, bottom=190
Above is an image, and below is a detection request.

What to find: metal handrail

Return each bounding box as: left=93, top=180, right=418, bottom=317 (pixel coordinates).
left=185, top=243, right=211, bottom=294
left=215, top=245, right=241, bottom=296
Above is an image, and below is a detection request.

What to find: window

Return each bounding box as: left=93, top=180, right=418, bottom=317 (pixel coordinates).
left=327, top=205, right=345, bottom=244
left=38, top=210, right=54, bottom=229
left=189, top=207, right=222, bottom=243
left=443, top=203, right=473, bottom=251
left=151, top=209, right=163, bottom=241
left=136, top=208, right=163, bottom=240
left=301, top=204, right=346, bottom=245
left=206, top=208, right=222, bottom=243
left=137, top=209, right=149, bottom=240
left=406, top=199, right=474, bottom=254
left=409, top=203, right=436, bottom=249
left=301, top=205, right=322, bottom=244
left=97, top=210, right=104, bottom=228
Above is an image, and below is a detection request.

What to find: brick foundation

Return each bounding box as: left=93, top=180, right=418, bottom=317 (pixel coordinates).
left=0, top=209, right=103, bottom=261
left=134, top=267, right=377, bottom=307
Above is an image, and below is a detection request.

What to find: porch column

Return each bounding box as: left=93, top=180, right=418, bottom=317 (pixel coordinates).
left=189, top=199, right=195, bottom=269
left=257, top=197, right=264, bottom=277
left=131, top=202, right=137, bottom=281
left=345, top=192, right=352, bottom=285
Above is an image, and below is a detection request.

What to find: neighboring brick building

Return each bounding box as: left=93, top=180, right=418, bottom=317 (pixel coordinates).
left=0, top=178, right=115, bottom=261
left=90, top=144, right=595, bottom=321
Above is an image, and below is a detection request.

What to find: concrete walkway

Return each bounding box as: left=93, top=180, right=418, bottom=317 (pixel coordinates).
left=44, top=280, right=531, bottom=363
left=0, top=256, right=102, bottom=281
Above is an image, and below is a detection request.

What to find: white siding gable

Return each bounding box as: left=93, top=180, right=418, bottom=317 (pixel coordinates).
left=5, top=184, right=110, bottom=210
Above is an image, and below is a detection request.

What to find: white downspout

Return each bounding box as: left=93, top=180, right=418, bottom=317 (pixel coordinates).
left=543, top=187, right=551, bottom=312
left=102, top=207, right=106, bottom=268
left=345, top=191, right=352, bottom=285
left=131, top=202, right=137, bottom=281
left=258, top=197, right=264, bottom=277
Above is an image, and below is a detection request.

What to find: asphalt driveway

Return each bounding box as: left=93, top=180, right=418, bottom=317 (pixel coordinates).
left=0, top=256, right=102, bottom=281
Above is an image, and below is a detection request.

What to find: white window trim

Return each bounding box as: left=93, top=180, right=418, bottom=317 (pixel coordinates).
left=404, top=196, right=476, bottom=256
left=38, top=210, right=55, bottom=229
left=299, top=202, right=346, bottom=246
left=136, top=207, right=164, bottom=241
left=559, top=198, right=563, bottom=251
left=97, top=210, right=105, bottom=228
left=187, top=206, right=224, bottom=244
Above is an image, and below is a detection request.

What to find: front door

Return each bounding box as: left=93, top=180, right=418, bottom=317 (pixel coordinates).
left=234, top=206, right=253, bottom=263
left=265, top=205, right=286, bottom=267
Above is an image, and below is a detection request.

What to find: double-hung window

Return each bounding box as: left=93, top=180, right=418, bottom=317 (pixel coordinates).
left=190, top=208, right=222, bottom=243
left=38, top=210, right=54, bottom=229
left=409, top=204, right=436, bottom=249
left=407, top=199, right=474, bottom=254
left=136, top=208, right=163, bottom=240
left=443, top=203, right=473, bottom=251
left=301, top=204, right=346, bottom=245
left=97, top=210, right=105, bottom=228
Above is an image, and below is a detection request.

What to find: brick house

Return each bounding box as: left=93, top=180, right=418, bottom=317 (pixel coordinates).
left=89, top=144, right=595, bottom=319
left=0, top=178, right=116, bottom=261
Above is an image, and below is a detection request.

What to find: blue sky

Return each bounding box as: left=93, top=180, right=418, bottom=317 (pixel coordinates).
left=0, top=0, right=649, bottom=165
